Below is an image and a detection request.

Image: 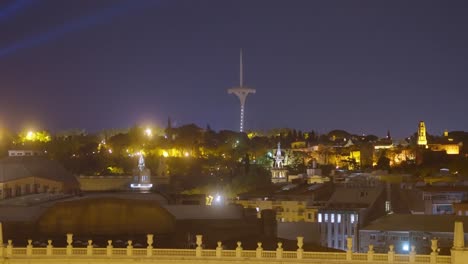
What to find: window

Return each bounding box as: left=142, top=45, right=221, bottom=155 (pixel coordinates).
left=385, top=201, right=391, bottom=212
left=331, top=213, right=335, bottom=223
left=324, top=213, right=329, bottom=222
left=370, top=235, right=376, bottom=240
left=337, top=214, right=341, bottom=223
left=318, top=213, right=322, bottom=223
left=350, top=214, right=355, bottom=223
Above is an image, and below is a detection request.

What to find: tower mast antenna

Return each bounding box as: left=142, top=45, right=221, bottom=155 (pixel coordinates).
left=227, top=49, right=256, bottom=132
left=240, top=48, right=243, bottom=87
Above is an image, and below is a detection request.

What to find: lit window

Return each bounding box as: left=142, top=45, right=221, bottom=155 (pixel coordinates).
left=385, top=201, right=391, bottom=212
left=350, top=214, right=355, bottom=223
left=318, top=213, right=322, bottom=223
left=324, top=213, right=329, bottom=222
left=331, top=213, right=335, bottom=223
left=337, top=214, right=341, bottom=223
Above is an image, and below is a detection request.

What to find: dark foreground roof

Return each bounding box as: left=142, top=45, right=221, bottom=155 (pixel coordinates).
left=361, top=214, right=468, bottom=233
left=0, top=156, right=77, bottom=186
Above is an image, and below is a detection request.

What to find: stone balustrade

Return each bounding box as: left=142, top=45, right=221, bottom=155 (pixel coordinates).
left=0, top=221, right=465, bottom=264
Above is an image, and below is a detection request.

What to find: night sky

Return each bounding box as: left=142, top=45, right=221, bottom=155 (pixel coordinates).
left=1, top=0, right=467, bottom=138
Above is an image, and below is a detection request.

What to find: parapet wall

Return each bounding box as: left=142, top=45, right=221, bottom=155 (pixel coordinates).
left=0, top=227, right=458, bottom=264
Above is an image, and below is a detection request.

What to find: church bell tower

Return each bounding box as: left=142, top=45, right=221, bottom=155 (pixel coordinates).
left=417, top=121, right=428, bottom=147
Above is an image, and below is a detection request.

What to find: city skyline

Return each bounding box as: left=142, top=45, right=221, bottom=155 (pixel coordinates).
left=1, top=1, right=468, bottom=137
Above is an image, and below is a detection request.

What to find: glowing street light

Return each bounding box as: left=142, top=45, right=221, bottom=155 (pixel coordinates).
left=144, top=128, right=153, bottom=138
left=26, top=131, right=34, bottom=140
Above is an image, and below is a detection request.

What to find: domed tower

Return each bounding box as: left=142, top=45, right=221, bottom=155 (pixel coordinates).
left=417, top=121, right=428, bottom=147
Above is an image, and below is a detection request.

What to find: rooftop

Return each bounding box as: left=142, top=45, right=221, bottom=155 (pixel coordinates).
left=362, top=214, right=468, bottom=233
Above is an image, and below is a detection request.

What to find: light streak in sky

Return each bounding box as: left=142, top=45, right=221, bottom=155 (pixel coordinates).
left=0, top=1, right=161, bottom=58
left=0, top=0, right=35, bottom=21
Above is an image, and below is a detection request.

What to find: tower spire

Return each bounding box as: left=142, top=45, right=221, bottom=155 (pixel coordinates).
left=228, top=49, right=256, bottom=132
left=240, top=48, right=243, bottom=87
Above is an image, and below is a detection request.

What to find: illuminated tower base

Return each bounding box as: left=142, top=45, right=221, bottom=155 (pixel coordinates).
left=228, top=87, right=256, bottom=132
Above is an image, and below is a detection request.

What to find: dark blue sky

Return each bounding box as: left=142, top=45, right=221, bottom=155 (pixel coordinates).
left=0, top=0, right=467, bottom=138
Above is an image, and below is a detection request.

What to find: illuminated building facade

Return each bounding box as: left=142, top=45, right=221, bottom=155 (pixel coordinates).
left=130, top=154, right=152, bottom=190
left=271, top=143, right=288, bottom=183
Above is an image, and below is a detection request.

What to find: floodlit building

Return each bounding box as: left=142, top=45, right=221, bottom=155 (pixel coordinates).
left=317, top=184, right=386, bottom=251
left=417, top=121, right=428, bottom=147
left=421, top=186, right=468, bottom=215
left=271, top=143, right=288, bottom=183
left=359, top=214, right=468, bottom=254
left=0, top=155, right=79, bottom=199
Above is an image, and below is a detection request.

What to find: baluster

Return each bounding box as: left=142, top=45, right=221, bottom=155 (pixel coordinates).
left=196, top=235, right=203, bottom=257
left=388, top=245, right=395, bottom=263
left=367, top=244, right=374, bottom=262
left=216, top=241, right=222, bottom=258
left=66, top=233, right=73, bottom=256
left=235, top=241, right=242, bottom=258
left=430, top=238, right=438, bottom=264
left=87, top=240, right=93, bottom=256
left=106, top=240, right=113, bottom=257
left=276, top=242, right=283, bottom=259
left=297, top=236, right=304, bottom=259
left=146, top=234, right=154, bottom=257
left=6, top=240, right=12, bottom=257
left=26, top=239, right=33, bottom=256
left=409, top=245, right=416, bottom=263
left=256, top=242, right=263, bottom=258
left=127, top=240, right=133, bottom=256
left=346, top=236, right=353, bottom=261
left=46, top=240, right=53, bottom=256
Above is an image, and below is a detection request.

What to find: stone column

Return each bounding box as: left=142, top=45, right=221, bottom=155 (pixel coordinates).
left=453, top=221, right=465, bottom=249
left=451, top=221, right=468, bottom=264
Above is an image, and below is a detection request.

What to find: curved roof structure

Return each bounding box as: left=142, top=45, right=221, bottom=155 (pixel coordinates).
left=0, top=156, right=78, bottom=187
